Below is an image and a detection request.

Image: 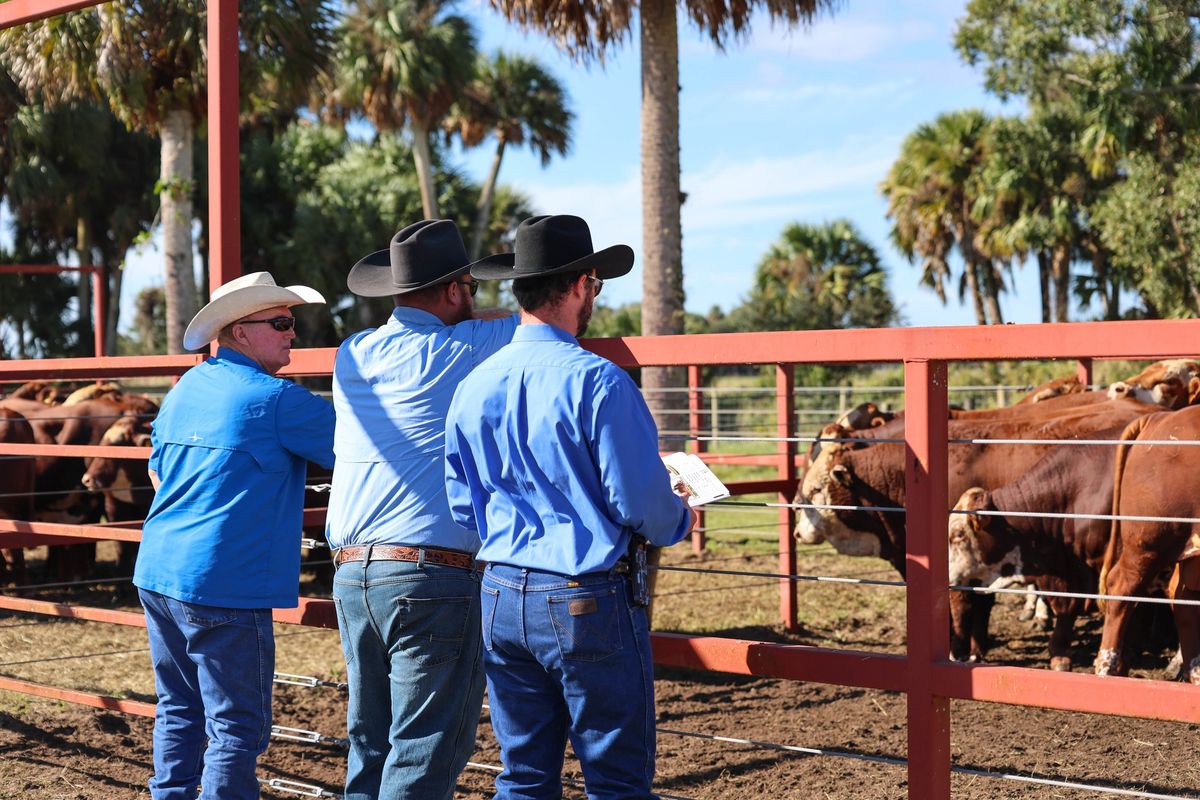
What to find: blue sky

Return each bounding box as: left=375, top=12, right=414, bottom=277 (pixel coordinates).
left=61, top=0, right=1065, bottom=332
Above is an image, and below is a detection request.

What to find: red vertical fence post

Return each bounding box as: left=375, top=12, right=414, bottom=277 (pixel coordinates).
left=91, top=268, right=106, bottom=358
left=207, top=0, right=241, bottom=296
left=903, top=359, right=950, bottom=799
left=1077, top=358, right=1094, bottom=390
left=688, top=364, right=706, bottom=555
left=776, top=363, right=797, bottom=632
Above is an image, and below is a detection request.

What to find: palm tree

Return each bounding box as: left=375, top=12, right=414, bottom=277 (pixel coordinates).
left=1, top=2, right=335, bottom=353
left=333, top=0, right=477, bottom=219
left=445, top=51, right=573, bottom=260
left=487, top=0, right=840, bottom=442
left=882, top=110, right=1003, bottom=325
left=744, top=220, right=898, bottom=331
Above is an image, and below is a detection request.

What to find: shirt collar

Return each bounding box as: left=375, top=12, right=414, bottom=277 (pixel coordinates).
left=216, top=345, right=267, bottom=374
left=390, top=306, right=445, bottom=327
left=513, top=323, right=578, bottom=345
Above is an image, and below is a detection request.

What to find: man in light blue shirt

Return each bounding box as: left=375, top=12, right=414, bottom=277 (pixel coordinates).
left=326, top=220, right=516, bottom=800
left=134, top=272, right=334, bottom=800
left=445, top=215, right=695, bottom=800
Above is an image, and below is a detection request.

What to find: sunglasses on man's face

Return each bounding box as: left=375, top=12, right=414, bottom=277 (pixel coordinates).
left=239, top=316, right=296, bottom=332
left=585, top=275, right=604, bottom=296
left=458, top=278, right=480, bottom=297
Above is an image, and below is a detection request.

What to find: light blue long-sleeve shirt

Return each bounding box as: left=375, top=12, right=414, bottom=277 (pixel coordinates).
left=134, top=347, right=335, bottom=608
left=444, top=323, right=690, bottom=575
left=325, top=306, right=518, bottom=552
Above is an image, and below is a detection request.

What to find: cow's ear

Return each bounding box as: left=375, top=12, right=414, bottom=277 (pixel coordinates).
left=830, top=464, right=852, bottom=487
left=1188, top=376, right=1200, bottom=406
left=134, top=433, right=152, bottom=447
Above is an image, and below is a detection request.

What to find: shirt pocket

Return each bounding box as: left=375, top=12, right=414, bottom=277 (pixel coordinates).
left=547, top=586, right=623, bottom=662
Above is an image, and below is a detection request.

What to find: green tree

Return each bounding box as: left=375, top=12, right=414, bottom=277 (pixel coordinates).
left=445, top=51, right=572, bottom=260
left=1, top=1, right=335, bottom=352
left=731, top=220, right=898, bottom=332
left=882, top=110, right=1004, bottom=325
left=488, top=0, right=841, bottom=442
left=332, top=0, right=477, bottom=219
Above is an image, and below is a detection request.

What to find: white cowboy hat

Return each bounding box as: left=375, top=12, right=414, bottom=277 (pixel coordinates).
left=183, top=271, right=326, bottom=351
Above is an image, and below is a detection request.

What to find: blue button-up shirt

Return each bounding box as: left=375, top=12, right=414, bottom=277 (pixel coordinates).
left=325, top=307, right=518, bottom=552
left=444, top=323, right=690, bottom=575
left=133, top=347, right=335, bottom=609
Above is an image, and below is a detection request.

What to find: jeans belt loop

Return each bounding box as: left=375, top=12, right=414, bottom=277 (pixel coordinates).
left=364, top=544, right=373, bottom=566
left=417, top=547, right=426, bottom=569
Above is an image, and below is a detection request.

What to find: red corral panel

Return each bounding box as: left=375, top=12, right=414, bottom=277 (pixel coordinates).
left=0, top=0, right=108, bottom=28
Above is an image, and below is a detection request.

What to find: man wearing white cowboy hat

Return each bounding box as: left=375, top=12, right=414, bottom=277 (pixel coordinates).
left=324, top=219, right=516, bottom=800
left=444, top=215, right=697, bottom=800
left=133, top=271, right=336, bottom=800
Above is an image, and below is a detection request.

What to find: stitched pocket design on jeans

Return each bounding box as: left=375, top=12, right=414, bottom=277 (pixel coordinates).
left=182, top=603, right=239, bottom=629
left=395, top=595, right=473, bottom=667
left=547, top=587, right=622, bottom=662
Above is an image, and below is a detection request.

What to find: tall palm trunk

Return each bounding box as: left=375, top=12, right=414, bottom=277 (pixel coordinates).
left=161, top=109, right=197, bottom=354
left=106, top=261, right=122, bottom=356
left=410, top=121, right=440, bottom=219
left=964, top=260, right=987, bottom=325
left=640, top=0, right=686, bottom=450
left=1036, top=250, right=1052, bottom=323
left=979, top=260, right=1003, bottom=325
left=469, top=137, right=506, bottom=261
left=1051, top=245, right=1070, bottom=323
left=76, top=216, right=92, bottom=354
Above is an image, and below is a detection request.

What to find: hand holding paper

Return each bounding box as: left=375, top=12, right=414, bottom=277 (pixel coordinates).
left=662, top=452, right=730, bottom=507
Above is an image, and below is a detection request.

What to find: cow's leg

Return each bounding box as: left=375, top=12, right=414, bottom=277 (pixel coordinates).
left=1096, top=548, right=1160, bottom=677
left=1034, top=596, right=1053, bottom=631
left=0, top=548, right=27, bottom=586
left=967, top=592, right=995, bottom=662
left=1047, top=603, right=1079, bottom=672
left=1170, top=558, right=1200, bottom=684
left=1018, top=591, right=1037, bottom=621
left=948, top=589, right=974, bottom=662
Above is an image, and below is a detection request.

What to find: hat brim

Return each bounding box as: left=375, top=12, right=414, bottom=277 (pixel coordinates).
left=348, top=247, right=498, bottom=297
left=470, top=244, right=633, bottom=282
left=183, top=284, right=325, bottom=351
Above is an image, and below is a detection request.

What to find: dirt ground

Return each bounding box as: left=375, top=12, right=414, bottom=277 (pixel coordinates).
left=1, top=539, right=1199, bottom=800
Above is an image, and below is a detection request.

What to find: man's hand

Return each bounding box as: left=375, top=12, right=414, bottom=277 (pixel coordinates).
left=473, top=307, right=514, bottom=321
left=674, top=481, right=699, bottom=532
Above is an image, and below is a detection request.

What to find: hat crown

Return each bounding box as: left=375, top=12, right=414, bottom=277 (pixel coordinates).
left=514, top=215, right=596, bottom=270
left=211, top=271, right=279, bottom=301
left=388, top=219, right=469, bottom=289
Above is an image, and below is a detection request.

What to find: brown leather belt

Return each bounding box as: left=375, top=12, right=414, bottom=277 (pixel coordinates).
left=334, top=544, right=476, bottom=571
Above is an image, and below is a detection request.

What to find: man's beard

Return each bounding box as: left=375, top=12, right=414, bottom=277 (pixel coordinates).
left=576, top=294, right=594, bottom=337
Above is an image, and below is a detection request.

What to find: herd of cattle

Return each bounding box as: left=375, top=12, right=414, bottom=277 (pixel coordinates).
left=796, top=359, right=1200, bottom=684
left=2, top=361, right=1200, bottom=684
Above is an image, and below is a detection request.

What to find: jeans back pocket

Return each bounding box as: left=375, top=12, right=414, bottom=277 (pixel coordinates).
left=395, top=595, right=474, bottom=668
left=547, top=587, right=623, bottom=662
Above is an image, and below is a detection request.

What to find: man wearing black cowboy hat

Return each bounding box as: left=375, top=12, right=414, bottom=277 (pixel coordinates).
left=324, top=219, right=516, bottom=800
left=444, top=215, right=697, bottom=799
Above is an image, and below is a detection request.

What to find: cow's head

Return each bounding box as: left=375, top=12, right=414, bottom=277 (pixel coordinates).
left=795, top=423, right=883, bottom=557
left=81, top=415, right=152, bottom=504
left=948, top=487, right=1022, bottom=588
left=1107, top=359, right=1200, bottom=409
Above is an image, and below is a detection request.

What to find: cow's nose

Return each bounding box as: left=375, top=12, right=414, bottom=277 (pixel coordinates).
left=81, top=474, right=96, bottom=491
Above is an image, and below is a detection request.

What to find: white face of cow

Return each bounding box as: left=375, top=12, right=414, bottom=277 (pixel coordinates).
left=794, top=434, right=882, bottom=557
left=948, top=488, right=1023, bottom=587
left=1107, top=360, right=1200, bottom=409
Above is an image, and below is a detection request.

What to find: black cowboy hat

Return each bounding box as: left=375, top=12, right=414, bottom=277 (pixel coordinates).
left=347, top=219, right=513, bottom=297
left=471, top=215, right=634, bottom=281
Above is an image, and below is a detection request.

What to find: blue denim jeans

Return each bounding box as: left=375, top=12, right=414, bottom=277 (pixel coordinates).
left=138, top=588, right=274, bottom=800
left=480, top=563, right=657, bottom=800
left=333, top=555, right=485, bottom=800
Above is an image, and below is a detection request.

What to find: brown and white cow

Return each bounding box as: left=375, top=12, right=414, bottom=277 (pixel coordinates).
left=1095, top=406, right=1200, bottom=682
left=1015, top=373, right=1084, bottom=405
left=1107, top=359, right=1200, bottom=410
left=81, top=409, right=157, bottom=575
left=947, top=424, right=1128, bottom=671
left=796, top=397, right=1160, bottom=660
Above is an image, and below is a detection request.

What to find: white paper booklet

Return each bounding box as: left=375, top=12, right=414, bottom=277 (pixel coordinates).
left=662, top=452, right=730, bottom=507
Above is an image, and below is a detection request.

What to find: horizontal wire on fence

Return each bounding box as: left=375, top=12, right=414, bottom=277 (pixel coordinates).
left=272, top=672, right=348, bottom=691
left=263, top=777, right=341, bottom=799
left=953, top=506, right=1200, bottom=526
left=654, top=564, right=906, bottom=588
left=0, top=575, right=134, bottom=593
left=697, top=527, right=781, bottom=538
left=270, top=725, right=349, bottom=749
left=712, top=499, right=907, bottom=514
left=0, top=486, right=156, bottom=500
left=950, top=583, right=1200, bottom=609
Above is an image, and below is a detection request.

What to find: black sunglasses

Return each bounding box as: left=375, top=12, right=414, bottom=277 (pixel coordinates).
left=239, top=316, right=296, bottom=332
left=585, top=275, right=604, bottom=296
left=458, top=278, right=480, bottom=297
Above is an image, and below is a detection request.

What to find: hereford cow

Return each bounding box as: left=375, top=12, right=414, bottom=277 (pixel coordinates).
left=0, top=409, right=36, bottom=585
left=80, top=410, right=156, bottom=575
left=947, top=425, right=1128, bottom=671
left=1015, top=373, right=1084, bottom=405
left=1107, top=359, right=1200, bottom=410
left=1095, top=406, right=1200, bottom=683
left=796, top=397, right=1160, bottom=660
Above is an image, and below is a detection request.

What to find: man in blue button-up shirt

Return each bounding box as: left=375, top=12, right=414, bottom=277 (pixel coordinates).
left=445, top=215, right=695, bottom=800
left=326, top=220, right=516, bottom=800
left=134, top=272, right=335, bottom=800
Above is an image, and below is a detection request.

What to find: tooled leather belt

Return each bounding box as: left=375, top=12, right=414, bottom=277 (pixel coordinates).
left=333, top=544, right=476, bottom=570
